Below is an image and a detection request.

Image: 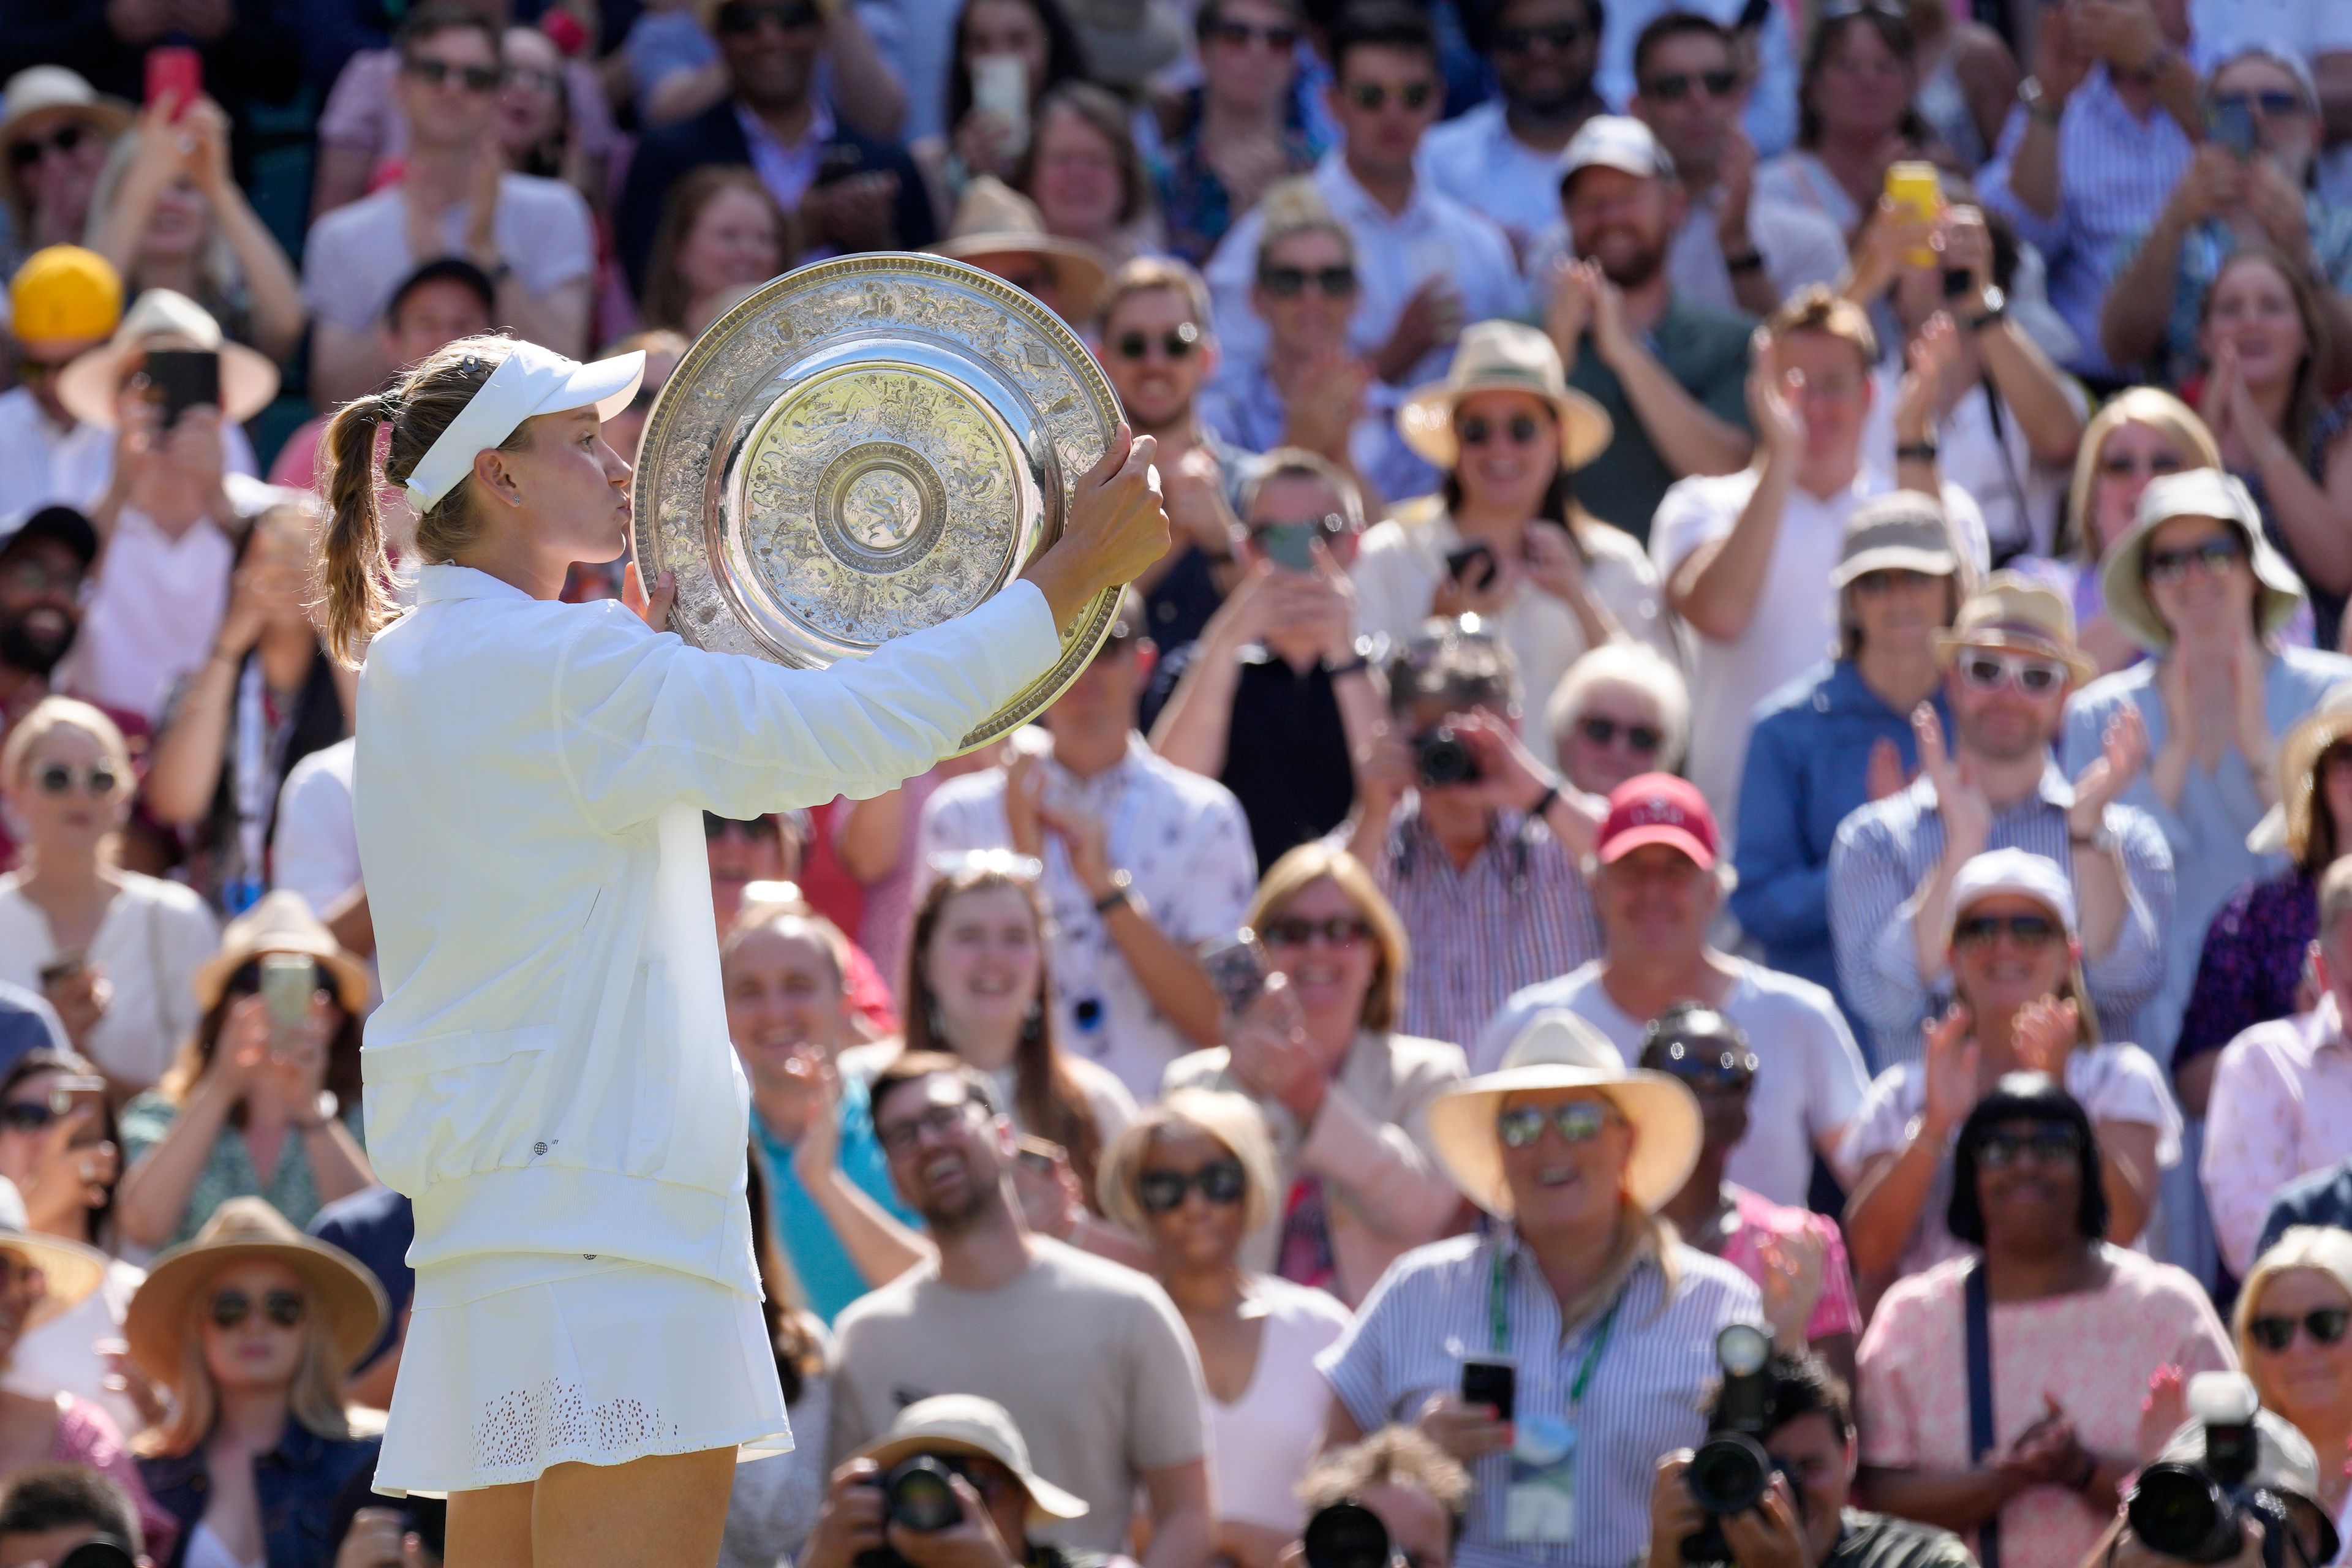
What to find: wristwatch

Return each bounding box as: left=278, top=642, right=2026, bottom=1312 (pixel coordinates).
left=1724, top=247, right=1765, bottom=275
left=293, top=1091, right=339, bottom=1131
left=1895, top=440, right=1940, bottom=463
left=1092, top=870, right=1136, bottom=916
left=1964, top=287, right=2008, bottom=333
left=2069, top=822, right=2116, bottom=854
left=2019, top=76, right=2063, bottom=126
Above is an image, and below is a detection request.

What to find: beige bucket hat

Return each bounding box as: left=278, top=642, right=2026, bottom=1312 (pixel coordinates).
left=1398, top=320, right=1613, bottom=473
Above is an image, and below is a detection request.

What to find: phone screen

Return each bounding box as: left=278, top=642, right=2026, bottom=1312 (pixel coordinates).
left=1461, top=1356, right=1517, bottom=1421
left=1257, top=522, right=1319, bottom=573
left=145, top=46, right=202, bottom=118
left=1200, top=932, right=1268, bottom=1016
left=2208, top=99, right=2256, bottom=158
left=1445, top=543, right=1496, bottom=593
left=141, top=349, right=220, bottom=428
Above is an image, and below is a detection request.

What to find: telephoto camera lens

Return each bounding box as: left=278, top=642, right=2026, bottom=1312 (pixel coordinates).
left=1686, top=1434, right=1774, bottom=1517
left=886, top=1457, right=965, bottom=1533
left=2127, top=1464, right=2242, bottom=1564
left=1681, top=1324, right=1777, bottom=1562
left=1412, top=726, right=1480, bottom=788
left=57, top=1544, right=138, bottom=1568
left=1302, top=1501, right=1392, bottom=1568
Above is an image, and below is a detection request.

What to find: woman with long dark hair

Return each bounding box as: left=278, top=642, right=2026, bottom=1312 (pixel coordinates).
left=723, top=1153, right=834, bottom=1568
left=928, top=0, right=1089, bottom=192
left=1350, top=322, right=1677, bottom=747
left=113, top=894, right=373, bottom=1254
left=1758, top=4, right=1945, bottom=237
left=897, top=857, right=1136, bottom=1218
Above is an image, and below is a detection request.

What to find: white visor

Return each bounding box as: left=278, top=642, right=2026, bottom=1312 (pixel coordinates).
left=402, top=342, right=647, bottom=509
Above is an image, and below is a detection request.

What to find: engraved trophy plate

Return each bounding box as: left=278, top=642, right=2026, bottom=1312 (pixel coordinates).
left=631, top=252, right=1122, bottom=752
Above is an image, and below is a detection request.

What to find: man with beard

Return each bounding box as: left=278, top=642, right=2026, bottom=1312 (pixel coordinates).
left=1828, top=575, right=2172, bottom=1069
left=0, top=247, right=118, bottom=518
left=1546, top=116, right=1754, bottom=542
left=618, top=0, right=932, bottom=294
left=1420, top=0, right=1606, bottom=261
left=0, top=505, right=118, bottom=870
left=1476, top=776, right=1868, bottom=1208
left=830, top=1055, right=1214, bottom=1568
left=1096, top=258, right=1255, bottom=650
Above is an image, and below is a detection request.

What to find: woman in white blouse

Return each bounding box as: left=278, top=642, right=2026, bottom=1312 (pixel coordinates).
left=1349, top=322, right=1679, bottom=744
left=0, top=696, right=218, bottom=1099
left=1098, top=1088, right=1351, bottom=1568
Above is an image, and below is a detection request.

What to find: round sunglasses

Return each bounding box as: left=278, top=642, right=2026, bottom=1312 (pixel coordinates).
left=1136, top=1158, right=1246, bottom=1215
left=34, top=761, right=118, bottom=796
left=1954, top=650, right=2065, bottom=697
left=1574, top=715, right=1662, bottom=754
left=1496, top=1100, right=1616, bottom=1148
left=2144, top=536, right=2245, bottom=585
left=1261, top=915, right=1373, bottom=949
left=208, top=1287, right=307, bottom=1330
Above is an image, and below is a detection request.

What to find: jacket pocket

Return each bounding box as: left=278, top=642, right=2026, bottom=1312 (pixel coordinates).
left=361, top=1026, right=557, bottom=1194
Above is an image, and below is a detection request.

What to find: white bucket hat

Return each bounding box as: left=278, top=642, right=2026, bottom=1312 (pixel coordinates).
left=1425, top=1011, right=1702, bottom=1218
left=853, top=1394, right=1090, bottom=1524
left=2098, top=469, right=2305, bottom=654
left=403, top=339, right=646, bottom=510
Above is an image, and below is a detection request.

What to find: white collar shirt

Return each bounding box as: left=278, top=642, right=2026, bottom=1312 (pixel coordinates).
left=0, top=389, right=110, bottom=522
left=1418, top=101, right=1568, bottom=263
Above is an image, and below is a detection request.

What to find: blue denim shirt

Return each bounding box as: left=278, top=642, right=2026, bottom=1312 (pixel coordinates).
left=1731, top=659, right=1950, bottom=1053
left=140, top=1422, right=380, bottom=1568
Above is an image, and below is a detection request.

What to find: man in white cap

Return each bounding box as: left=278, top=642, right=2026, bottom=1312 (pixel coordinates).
left=802, top=1394, right=1097, bottom=1568
left=1544, top=114, right=1754, bottom=542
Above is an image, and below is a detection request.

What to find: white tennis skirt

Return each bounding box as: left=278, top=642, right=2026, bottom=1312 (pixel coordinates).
left=374, top=1251, right=793, bottom=1497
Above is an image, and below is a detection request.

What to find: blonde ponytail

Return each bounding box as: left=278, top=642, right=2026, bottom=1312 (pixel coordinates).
left=312, top=333, right=533, bottom=667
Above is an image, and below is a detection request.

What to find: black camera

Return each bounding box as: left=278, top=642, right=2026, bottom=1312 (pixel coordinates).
left=1411, top=726, right=1480, bottom=788
left=57, top=1542, right=138, bottom=1568
left=1302, top=1500, right=1391, bottom=1568
left=854, top=1456, right=968, bottom=1568
left=2128, top=1375, right=2310, bottom=1568
left=1682, top=1324, right=1779, bottom=1562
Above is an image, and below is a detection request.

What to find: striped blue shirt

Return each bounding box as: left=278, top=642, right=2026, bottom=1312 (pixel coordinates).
left=1826, top=764, right=2174, bottom=1070
left=1319, top=1231, right=1762, bottom=1568
left=1978, top=69, right=2195, bottom=380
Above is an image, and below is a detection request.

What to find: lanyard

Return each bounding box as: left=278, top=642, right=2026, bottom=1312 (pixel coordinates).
left=1487, top=1240, right=1624, bottom=1407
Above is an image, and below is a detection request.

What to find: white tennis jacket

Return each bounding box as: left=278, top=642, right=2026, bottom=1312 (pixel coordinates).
left=353, top=564, right=1061, bottom=1292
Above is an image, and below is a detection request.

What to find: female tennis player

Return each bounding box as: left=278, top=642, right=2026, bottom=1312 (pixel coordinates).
left=315, top=333, right=1165, bottom=1567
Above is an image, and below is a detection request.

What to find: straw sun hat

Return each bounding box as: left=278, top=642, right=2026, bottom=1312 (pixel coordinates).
left=124, top=1198, right=386, bottom=1381
left=1398, top=321, right=1613, bottom=473
left=56, top=288, right=281, bottom=431
left=0, top=1177, right=108, bottom=1330
left=853, top=1394, right=1090, bottom=1524
left=1425, top=1011, right=1702, bottom=1218
left=190, top=891, right=372, bottom=1016
left=933, top=177, right=1111, bottom=319
left=1931, top=570, right=2097, bottom=687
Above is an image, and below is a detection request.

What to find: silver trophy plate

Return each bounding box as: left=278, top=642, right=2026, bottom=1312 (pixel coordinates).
left=631, top=252, right=1121, bottom=752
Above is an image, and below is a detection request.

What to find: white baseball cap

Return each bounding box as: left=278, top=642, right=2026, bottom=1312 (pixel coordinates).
left=404, top=340, right=646, bottom=510
left=1949, top=847, right=2076, bottom=940
left=1557, top=115, right=1675, bottom=189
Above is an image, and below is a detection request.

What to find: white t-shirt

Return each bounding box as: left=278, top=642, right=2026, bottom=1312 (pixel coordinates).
left=1476, top=957, right=1871, bottom=1207
left=0, top=872, right=219, bottom=1091
left=0, top=389, right=111, bottom=522
left=300, top=172, right=594, bottom=334
left=1207, top=1278, right=1354, bottom=1531
left=271, top=736, right=360, bottom=917
left=1838, top=1041, right=2182, bottom=1279
left=5, top=1256, right=145, bottom=1439
left=1861, top=364, right=2087, bottom=561
left=1649, top=467, right=1989, bottom=834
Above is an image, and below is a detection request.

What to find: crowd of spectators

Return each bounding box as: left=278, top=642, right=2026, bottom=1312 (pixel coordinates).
left=4, top=0, right=2352, bottom=1566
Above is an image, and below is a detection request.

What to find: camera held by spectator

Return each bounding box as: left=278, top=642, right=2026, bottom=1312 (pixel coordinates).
left=1289, top=1426, right=1470, bottom=1568
left=2117, top=1373, right=2338, bottom=1568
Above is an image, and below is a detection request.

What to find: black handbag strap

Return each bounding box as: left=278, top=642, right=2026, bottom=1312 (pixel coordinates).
left=1966, top=1260, right=2002, bottom=1568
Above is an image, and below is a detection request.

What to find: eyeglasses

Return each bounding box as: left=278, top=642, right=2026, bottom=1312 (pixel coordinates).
left=208, top=1287, right=307, bottom=1331
left=1953, top=912, right=2061, bottom=946
left=7, top=122, right=88, bottom=171
left=2249, top=1308, right=2352, bottom=1353
left=1496, top=21, right=1583, bottom=52
left=1956, top=650, right=2066, bottom=696
left=1642, top=68, right=1738, bottom=100
left=401, top=56, right=503, bottom=92
left=2097, top=449, right=2185, bottom=479
left=718, top=0, right=823, bottom=31
left=1975, top=1124, right=2082, bottom=1169
left=2144, top=536, right=2245, bottom=584
left=1574, top=715, right=1664, bottom=753
left=876, top=1099, right=979, bottom=1156
left=1113, top=324, right=1199, bottom=361
left=0, top=1102, right=57, bottom=1134
left=1136, top=1158, right=1248, bottom=1214
left=1345, top=80, right=1434, bottom=112
left=2212, top=89, right=2306, bottom=118
left=1209, top=18, right=1298, bottom=49
left=1458, top=413, right=1542, bottom=447
left=35, top=761, right=118, bottom=796
left=1496, top=1099, right=1617, bottom=1148
left=1261, top=914, right=1374, bottom=949
left=1257, top=264, right=1357, bottom=298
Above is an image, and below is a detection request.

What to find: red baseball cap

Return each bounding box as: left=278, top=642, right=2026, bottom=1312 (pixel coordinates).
left=1596, top=775, right=1718, bottom=870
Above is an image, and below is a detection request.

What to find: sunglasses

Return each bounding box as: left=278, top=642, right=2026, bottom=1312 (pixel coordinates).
left=718, top=0, right=823, bottom=31
left=1114, top=324, right=1199, bottom=361
left=1574, top=715, right=1663, bottom=753
left=1496, top=21, right=1583, bottom=52
left=1851, top=568, right=1937, bottom=595
left=35, top=761, right=118, bottom=796
left=1956, top=650, right=2066, bottom=696
left=208, top=1287, right=307, bottom=1330
left=1345, top=80, right=1434, bottom=111
left=2211, top=89, right=2305, bottom=118
left=2144, top=536, right=2245, bottom=584
left=1642, top=67, right=1738, bottom=100
left=1248, top=512, right=1350, bottom=540
left=1258, top=264, right=1357, bottom=298
left=401, top=56, right=503, bottom=92
left=1136, top=1158, right=1248, bottom=1215
left=1953, top=912, right=2060, bottom=946
left=1496, top=1099, right=1616, bottom=1148
left=1458, top=413, right=1542, bottom=447
left=876, top=1099, right=980, bottom=1156
left=0, top=1102, right=57, bottom=1134
left=2249, top=1308, right=2352, bottom=1354
left=704, top=812, right=782, bottom=842
left=1210, top=18, right=1298, bottom=48
left=1976, top=1124, right=2082, bottom=1169
left=2097, top=450, right=2185, bottom=479
left=1261, top=914, right=1374, bottom=949
left=7, top=122, right=88, bottom=171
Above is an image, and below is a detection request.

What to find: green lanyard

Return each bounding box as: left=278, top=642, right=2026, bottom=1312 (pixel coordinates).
left=1487, top=1239, right=1624, bottom=1406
